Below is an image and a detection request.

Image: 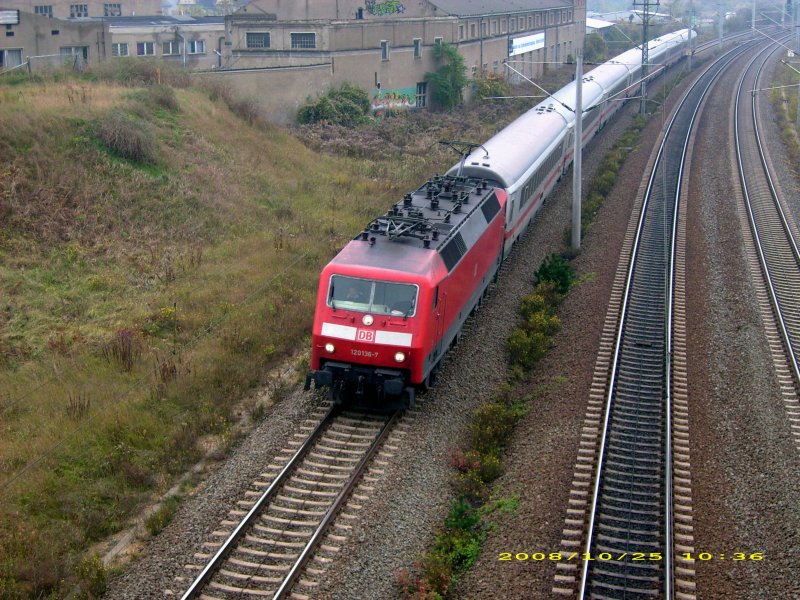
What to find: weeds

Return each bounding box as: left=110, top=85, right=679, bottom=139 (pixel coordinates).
left=66, top=392, right=90, bottom=421
left=94, top=111, right=158, bottom=164
left=102, top=328, right=141, bottom=372
left=145, top=495, right=181, bottom=536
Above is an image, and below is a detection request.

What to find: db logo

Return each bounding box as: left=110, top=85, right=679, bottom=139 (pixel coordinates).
left=356, top=329, right=375, bottom=342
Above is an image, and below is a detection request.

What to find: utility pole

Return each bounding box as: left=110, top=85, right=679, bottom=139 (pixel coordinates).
left=689, top=3, right=696, bottom=70
left=634, top=0, right=660, bottom=116
left=572, top=46, right=583, bottom=251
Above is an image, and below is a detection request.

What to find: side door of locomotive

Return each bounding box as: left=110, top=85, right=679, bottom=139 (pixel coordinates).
left=432, top=286, right=446, bottom=361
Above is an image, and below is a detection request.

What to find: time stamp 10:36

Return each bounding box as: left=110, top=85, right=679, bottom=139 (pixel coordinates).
left=498, top=552, right=765, bottom=562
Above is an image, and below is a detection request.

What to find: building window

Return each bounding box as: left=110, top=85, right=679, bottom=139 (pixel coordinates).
left=491, top=20, right=497, bottom=34
left=470, top=23, right=476, bottom=37
left=34, top=5, right=53, bottom=17
left=413, top=37, right=421, bottom=59
left=471, top=65, right=477, bottom=77
left=162, top=40, right=180, bottom=55
left=528, top=16, right=533, bottom=28
left=51, top=29, right=59, bottom=35
left=1, top=48, right=23, bottom=68
left=246, top=32, right=270, bottom=48
left=493, top=59, right=498, bottom=73
left=535, top=13, right=541, bottom=27
left=510, top=18, right=515, bottom=32
left=61, top=46, right=88, bottom=59
left=104, top=3, right=121, bottom=16
left=69, top=4, right=88, bottom=17
left=290, top=32, right=316, bottom=49
left=137, top=41, right=154, bottom=56
left=187, top=40, right=204, bottom=54
left=434, top=36, right=443, bottom=46
left=458, top=25, right=464, bottom=40
left=481, top=21, right=486, bottom=36
left=501, top=19, right=506, bottom=33
left=356, top=7, right=363, bottom=19
left=380, top=40, right=389, bottom=61
left=112, top=42, right=128, bottom=56
left=415, top=81, right=427, bottom=108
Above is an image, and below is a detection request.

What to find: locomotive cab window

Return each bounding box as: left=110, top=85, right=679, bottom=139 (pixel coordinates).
left=329, top=275, right=418, bottom=317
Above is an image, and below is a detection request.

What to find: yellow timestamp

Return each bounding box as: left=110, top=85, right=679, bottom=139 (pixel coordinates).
left=498, top=552, right=765, bottom=562
left=680, top=552, right=764, bottom=561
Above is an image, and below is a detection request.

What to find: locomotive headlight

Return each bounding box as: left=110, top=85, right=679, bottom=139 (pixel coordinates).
left=362, top=314, right=374, bottom=326
left=324, top=343, right=336, bottom=353
left=394, top=351, right=406, bottom=363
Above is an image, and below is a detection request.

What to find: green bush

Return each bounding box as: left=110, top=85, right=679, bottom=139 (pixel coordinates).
left=534, top=253, right=574, bottom=294
left=296, top=83, right=371, bottom=126
left=472, top=74, right=510, bottom=101
left=469, top=402, right=517, bottom=455
left=425, top=43, right=468, bottom=110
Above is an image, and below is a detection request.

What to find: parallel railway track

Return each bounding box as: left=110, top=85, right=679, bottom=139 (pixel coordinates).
left=734, top=39, right=800, bottom=387
left=179, top=405, right=401, bottom=600
left=733, top=36, right=800, bottom=451
left=554, top=41, right=758, bottom=599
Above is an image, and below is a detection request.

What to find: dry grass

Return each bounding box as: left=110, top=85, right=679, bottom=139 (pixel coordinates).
left=0, top=69, right=547, bottom=596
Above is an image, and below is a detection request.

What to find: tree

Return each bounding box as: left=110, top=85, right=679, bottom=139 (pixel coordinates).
left=425, top=43, right=468, bottom=111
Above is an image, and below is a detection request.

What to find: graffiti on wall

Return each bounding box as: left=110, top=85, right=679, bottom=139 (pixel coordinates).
left=366, top=0, right=406, bottom=16
left=371, top=87, right=416, bottom=113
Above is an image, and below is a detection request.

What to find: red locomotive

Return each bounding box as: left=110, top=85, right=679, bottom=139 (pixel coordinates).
left=305, top=174, right=507, bottom=406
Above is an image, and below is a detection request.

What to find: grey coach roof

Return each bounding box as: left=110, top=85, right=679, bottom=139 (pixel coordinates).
left=429, top=0, right=573, bottom=17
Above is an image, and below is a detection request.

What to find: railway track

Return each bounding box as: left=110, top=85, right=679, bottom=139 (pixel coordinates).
left=177, top=404, right=402, bottom=599
left=733, top=37, right=800, bottom=449
left=553, top=41, right=758, bottom=599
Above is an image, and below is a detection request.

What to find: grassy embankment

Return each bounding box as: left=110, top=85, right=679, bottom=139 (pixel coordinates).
left=0, top=64, right=529, bottom=596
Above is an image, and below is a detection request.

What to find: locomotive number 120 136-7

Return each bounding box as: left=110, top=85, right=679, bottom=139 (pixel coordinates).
left=351, top=349, right=379, bottom=358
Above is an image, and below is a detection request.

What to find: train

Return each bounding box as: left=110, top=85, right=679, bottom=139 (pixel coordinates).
left=304, top=29, right=695, bottom=407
